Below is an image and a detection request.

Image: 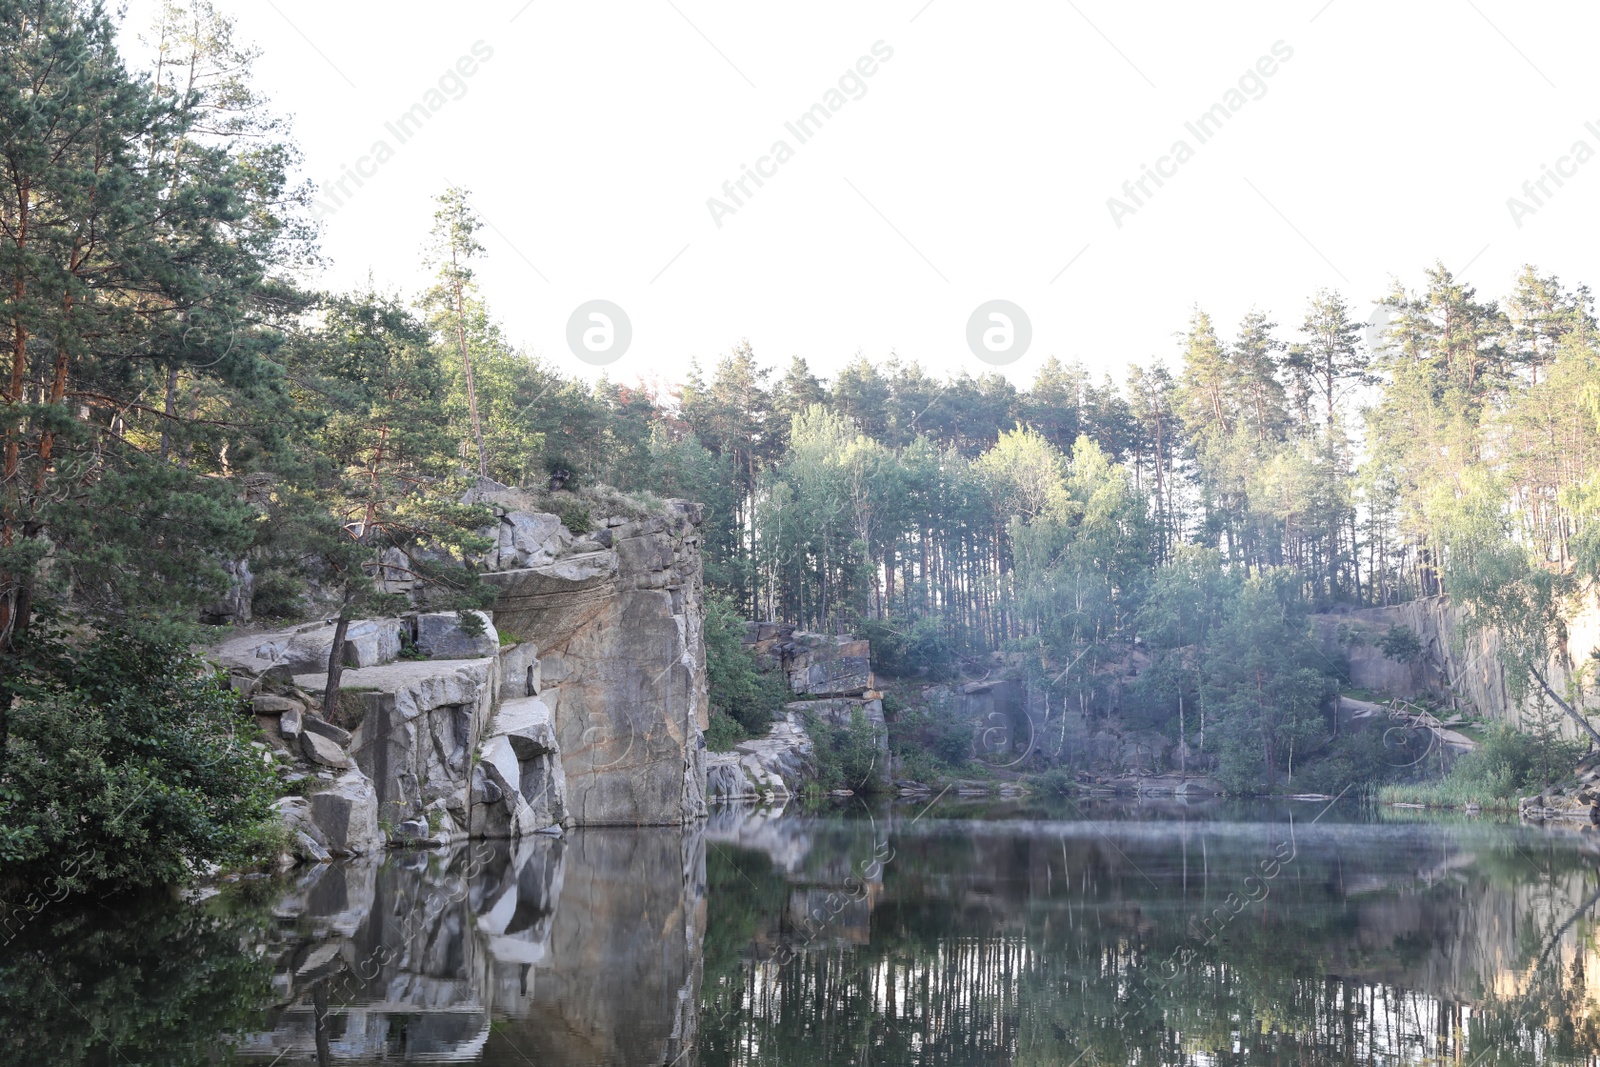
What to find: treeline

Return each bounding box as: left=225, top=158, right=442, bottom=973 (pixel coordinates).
left=658, top=269, right=1600, bottom=643
left=660, top=266, right=1600, bottom=784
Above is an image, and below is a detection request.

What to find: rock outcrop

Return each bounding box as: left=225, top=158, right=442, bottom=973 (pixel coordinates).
left=744, top=623, right=873, bottom=697
left=221, top=613, right=556, bottom=858
left=216, top=616, right=405, bottom=682
left=296, top=651, right=568, bottom=848
left=706, top=716, right=814, bottom=801
left=705, top=697, right=886, bottom=801
left=481, top=489, right=708, bottom=826
left=200, top=558, right=254, bottom=625
left=213, top=485, right=711, bottom=858
left=1310, top=593, right=1600, bottom=738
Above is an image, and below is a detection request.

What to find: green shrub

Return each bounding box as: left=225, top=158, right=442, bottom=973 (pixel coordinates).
left=249, top=569, right=304, bottom=620
left=892, top=748, right=946, bottom=785
left=1377, top=624, right=1424, bottom=664
left=704, top=594, right=789, bottom=734
left=0, top=631, right=280, bottom=897
left=1285, top=728, right=1404, bottom=795
left=397, top=626, right=426, bottom=660
left=1448, top=724, right=1581, bottom=798
left=550, top=497, right=593, bottom=535
left=807, top=708, right=886, bottom=793
left=887, top=692, right=972, bottom=772
left=1377, top=723, right=1584, bottom=807
left=705, top=710, right=748, bottom=752
left=1031, top=767, right=1077, bottom=796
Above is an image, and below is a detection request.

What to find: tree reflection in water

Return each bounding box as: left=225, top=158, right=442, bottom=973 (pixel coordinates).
left=699, top=802, right=1600, bottom=1066
left=5, top=802, right=1600, bottom=1065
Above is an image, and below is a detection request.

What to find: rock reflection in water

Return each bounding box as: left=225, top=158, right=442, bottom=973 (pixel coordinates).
left=240, top=827, right=705, bottom=1065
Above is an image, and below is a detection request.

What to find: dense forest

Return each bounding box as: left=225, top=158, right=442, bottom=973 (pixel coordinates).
left=646, top=266, right=1600, bottom=790
left=4, top=0, right=1600, bottom=890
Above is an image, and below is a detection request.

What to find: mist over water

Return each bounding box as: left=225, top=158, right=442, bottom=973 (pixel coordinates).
left=6, top=800, right=1600, bottom=1065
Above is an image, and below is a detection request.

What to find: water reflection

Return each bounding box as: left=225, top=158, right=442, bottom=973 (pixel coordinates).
left=701, top=801, right=1600, bottom=1066
left=241, top=829, right=705, bottom=1065
left=6, top=803, right=1600, bottom=1065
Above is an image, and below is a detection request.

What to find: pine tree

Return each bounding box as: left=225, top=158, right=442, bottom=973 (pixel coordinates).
left=1288, top=289, right=1367, bottom=435
left=272, top=293, right=492, bottom=712
left=0, top=0, right=306, bottom=761
left=1229, top=310, right=1288, bottom=445
left=1507, top=265, right=1594, bottom=385
left=1022, top=356, right=1085, bottom=455
left=425, top=187, right=489, bottom=478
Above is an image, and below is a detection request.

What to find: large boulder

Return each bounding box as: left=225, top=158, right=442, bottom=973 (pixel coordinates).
left=705, top=713, right=817, bottom=800
left=498, top=640, right=541, bottom=698
left=301, top=730, right=351, bottom=769
left=415, top=610, right=500, bottom=660
left=782, top=634, right=872, bottom=697
left=493, top=512, right=571, bottom=570
left=215, top=617, right=404, bottom=679
left=474, top=696, right=568, bottom=835
left=306, top=769, right=383, bottom=855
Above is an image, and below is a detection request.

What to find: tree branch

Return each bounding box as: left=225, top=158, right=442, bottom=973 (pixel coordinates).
left=1528, top=663, right=1600, bottom=747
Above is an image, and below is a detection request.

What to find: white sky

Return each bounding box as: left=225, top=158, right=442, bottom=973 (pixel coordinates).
left=120, top=0, right=1600, bottom=388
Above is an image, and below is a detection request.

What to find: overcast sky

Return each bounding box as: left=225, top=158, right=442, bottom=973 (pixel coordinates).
left=120, top=0, right=1600, bottom=387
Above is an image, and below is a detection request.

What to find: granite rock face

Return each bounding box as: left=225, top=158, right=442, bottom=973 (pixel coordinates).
left=742, top=623, right=873, bottom=697
left=212, top=489, right=712, bottom=849
left=494, top=510, right=571, bottom=569
left=295, top=657, right=524, bottom=845
left=306, top=770, right=383, bottom=854
left=706, top=715, right=814, bottom=801
left=485, top=498, right=709, bottom=826
left=220, top=621, right=561, bottom=857
left=272, top=770, right=383, bottom=859
left=476, top=695, right=568, bottom=836
left=1310, top=592, right=1600, bottom=739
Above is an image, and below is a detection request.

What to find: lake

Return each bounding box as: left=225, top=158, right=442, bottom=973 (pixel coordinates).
left=5, top=797, right=1600, bottom=1065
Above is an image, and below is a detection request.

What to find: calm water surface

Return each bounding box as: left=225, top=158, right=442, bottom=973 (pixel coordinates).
left=5, top=798, right=1600, bottom=1065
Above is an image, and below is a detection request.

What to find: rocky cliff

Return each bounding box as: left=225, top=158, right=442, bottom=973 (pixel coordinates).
left=705, top=626, right=887, bottom=801
left=743, top=623, right=873, bottom=696
left=212, top=486, right=711, bottom=859
left=477, top=485, right=709, bottom=826
left=1310, top=592, right=1600, bottom=736
left=216, top=610, right=556, bottom=860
